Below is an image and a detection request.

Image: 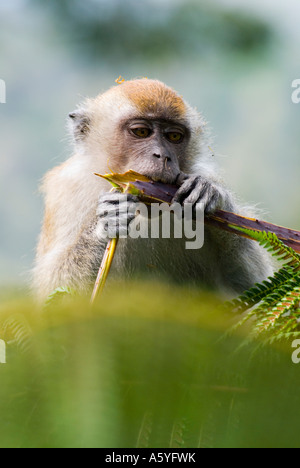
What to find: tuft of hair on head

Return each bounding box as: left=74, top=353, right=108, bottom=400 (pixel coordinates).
left=117, top=78, right=187, bottom=121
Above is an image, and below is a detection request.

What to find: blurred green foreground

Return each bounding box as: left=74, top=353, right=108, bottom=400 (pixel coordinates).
left=0, top=281, right=299, bottom=448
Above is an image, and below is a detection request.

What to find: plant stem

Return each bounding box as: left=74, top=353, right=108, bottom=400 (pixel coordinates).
left=90, top=237, right=119, bottom=305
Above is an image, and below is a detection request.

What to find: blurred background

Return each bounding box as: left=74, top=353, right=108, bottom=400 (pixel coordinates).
left=1, top=0, right=300, bottom=449
left=0, top=0, right=299, bottom=287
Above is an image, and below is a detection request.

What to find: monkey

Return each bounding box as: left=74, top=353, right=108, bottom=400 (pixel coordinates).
left=33, top=78, right=273, bottom=300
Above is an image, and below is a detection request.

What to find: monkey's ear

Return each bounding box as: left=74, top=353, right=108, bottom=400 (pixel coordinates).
left=68, top=110, right=91, bottom=142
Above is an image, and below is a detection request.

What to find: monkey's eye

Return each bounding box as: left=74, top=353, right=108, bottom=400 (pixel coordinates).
left=131, top=127, right=152, bottom=138
left=165, top=132, right=184, bottom=143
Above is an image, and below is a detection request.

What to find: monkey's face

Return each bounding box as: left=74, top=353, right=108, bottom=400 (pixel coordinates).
left=118, top=117, right=190, bottom=185
left=69, top=79, right=206, bottom=180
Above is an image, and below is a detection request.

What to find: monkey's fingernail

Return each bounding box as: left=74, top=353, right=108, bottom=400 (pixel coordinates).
left=175, top=173, right=188, bottom=186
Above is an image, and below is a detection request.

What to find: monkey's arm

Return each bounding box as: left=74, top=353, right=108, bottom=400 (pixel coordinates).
left=33, top=215, right=106, bottom=299
left=206, top=226, right=274, bottom=294
left=171, top=173, right=274, bottom=292
left=34, top=188, right=138, bottom=300
left=33, top=159, right=108, bottom=300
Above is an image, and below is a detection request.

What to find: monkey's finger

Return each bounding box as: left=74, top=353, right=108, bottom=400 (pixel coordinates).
left=98, top=192, right=139, bottom=205
left=98, top=204, right=116, bottom=218
left=172, top=176, right=200, bottom=204
left=172, top=180, right=195, bottom=204
left=98, top=199, right=138, bottom=223
left=106, top=210, right=137, bottom=238
left=183, top=181, right=211, bottom=205
left=204, top=191, right=222, bottom=214
left=98, top=204, right=136, bottom=219
left=199, top=185, right=224, bottom=213
left=176, top=172, right=189, bottom=186
left=205, top=187, right=233, bottom=213
left=98, top=196, right=138, bottom=217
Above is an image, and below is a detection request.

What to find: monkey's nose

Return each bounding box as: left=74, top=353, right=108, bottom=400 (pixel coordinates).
left=153, top=153, right=171, bottom=163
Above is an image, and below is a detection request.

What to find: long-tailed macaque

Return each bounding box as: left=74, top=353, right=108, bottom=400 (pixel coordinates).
left=33, top=78, right=272, bottom=300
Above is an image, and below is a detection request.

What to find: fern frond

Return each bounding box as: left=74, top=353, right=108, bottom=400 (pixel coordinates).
left=228, top=267, right=299, bottom=313
left=226, top=227, right=300, bottom=346
left=231, top=227, right=300, bottom=271
left=1, top=314, right=33, bottom=354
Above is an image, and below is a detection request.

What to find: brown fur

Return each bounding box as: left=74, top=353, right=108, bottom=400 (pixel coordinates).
left=33, top=78, right=273, bottom=300
left=120, top=79, right=187, bottom=119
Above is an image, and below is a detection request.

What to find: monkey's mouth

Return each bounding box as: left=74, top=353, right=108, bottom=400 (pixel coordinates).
left=145, top=172, right=182, bottom=187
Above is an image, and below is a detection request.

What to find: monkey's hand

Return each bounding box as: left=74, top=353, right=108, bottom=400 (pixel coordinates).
left=95, top=191, right=139, bottom=240
left=172, top=174, right=234, bottom=214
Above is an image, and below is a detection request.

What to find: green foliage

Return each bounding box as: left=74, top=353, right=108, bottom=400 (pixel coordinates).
left=44, top=287, right=75, bottom=307
left=227, top=228, right=300, bottom=344
left=0, top=284, right=300, bottom=448
left=29, top=0, right=273, bottom=61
